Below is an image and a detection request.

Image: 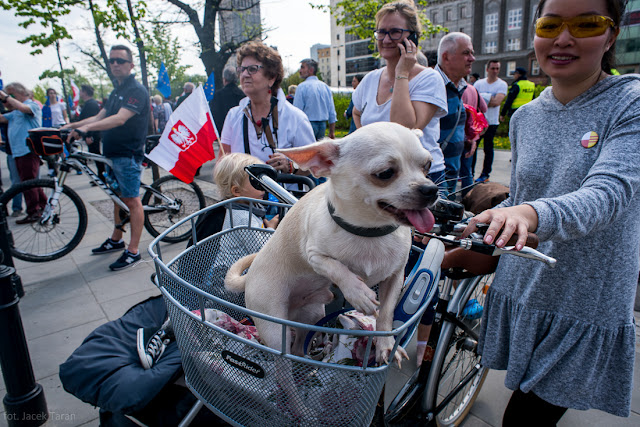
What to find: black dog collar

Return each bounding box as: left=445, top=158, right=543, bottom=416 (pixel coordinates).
left=327, top=202, right=398, bottom=238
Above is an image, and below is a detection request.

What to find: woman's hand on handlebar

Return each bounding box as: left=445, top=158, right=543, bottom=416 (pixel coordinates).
left=267, top=152, right=294, bottom=173
left=461, top=204, right=538, bottom=251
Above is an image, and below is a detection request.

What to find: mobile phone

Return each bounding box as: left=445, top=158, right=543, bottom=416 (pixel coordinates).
left=399, top=32, right=419, bottom=54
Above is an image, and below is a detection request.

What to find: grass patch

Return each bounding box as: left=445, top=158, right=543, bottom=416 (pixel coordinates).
left=478, top=136, right=511, bottom=150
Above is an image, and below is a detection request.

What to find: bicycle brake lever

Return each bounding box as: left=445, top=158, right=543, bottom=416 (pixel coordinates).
left=494, top=246, right=557, bottom=267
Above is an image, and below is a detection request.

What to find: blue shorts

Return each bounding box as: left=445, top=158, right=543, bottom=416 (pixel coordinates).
left=109, top=156, right=142, bottom=198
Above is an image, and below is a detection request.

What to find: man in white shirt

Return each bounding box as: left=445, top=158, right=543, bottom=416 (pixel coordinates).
left=294, top=59, right=337, bottom=140
left=473, top=60, right=507, bottom=182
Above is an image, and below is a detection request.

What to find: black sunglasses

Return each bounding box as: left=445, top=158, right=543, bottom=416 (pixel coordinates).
left=109, top=58, right=131, bottom=65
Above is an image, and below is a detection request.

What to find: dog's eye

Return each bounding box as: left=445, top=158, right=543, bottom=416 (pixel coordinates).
left=375, top=168, right=395, bottom=180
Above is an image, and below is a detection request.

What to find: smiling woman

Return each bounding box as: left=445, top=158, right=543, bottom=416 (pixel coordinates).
left=459, top=0, right=640, bottom=424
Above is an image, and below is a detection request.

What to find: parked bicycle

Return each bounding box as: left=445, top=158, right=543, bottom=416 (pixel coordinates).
left=0, top=129, right=206, bottom=262
left=147, top=164, right=555, bottom=427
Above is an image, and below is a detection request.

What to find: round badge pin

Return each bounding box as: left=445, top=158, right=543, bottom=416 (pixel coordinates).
left=581, top=131, right=598, bottom=148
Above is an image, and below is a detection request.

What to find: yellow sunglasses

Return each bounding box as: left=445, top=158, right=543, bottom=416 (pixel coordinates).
left=535, top=15, right=615, bottom=38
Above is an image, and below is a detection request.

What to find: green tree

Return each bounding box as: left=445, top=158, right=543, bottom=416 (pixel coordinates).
left=281, top=71, right=304, bottom=94
left=312, top=0, right=444, bottom=52
left=0, top=0, right=83, bottom=114
left=145, top=25, right=191, bottom=98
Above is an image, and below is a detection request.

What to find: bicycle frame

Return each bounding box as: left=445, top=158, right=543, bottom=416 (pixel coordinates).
left=58, top=148, right=184, bottom=221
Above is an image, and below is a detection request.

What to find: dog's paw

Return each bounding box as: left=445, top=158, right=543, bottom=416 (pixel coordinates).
left=376, top=337, right=409, bottom=369
left=341, top=278, right=379, bottom=315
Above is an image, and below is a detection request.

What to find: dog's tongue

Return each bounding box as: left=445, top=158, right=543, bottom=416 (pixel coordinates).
left=404, top=209, right=435, bottom=234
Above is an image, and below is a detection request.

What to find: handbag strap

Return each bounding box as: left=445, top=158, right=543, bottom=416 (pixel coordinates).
left=439, top=100, right=463, bottom=151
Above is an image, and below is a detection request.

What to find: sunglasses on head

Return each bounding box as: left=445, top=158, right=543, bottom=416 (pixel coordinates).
left=236, top=65, right=264, bottom=75
left=109, top=58, right=131, bottom=65
left=535, top=15, right=615, bottom=38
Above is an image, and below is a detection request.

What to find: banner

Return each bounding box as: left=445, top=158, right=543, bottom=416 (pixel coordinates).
left=156, top=62, right=172, bottom=99
left=146, top=85, right=217, bottom=183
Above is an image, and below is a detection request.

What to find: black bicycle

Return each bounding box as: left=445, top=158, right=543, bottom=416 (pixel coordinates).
left=0, top=132, right=206, bottom=262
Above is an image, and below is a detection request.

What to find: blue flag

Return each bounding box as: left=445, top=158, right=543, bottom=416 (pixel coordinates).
left=156, top=62, right=172, bottom=99
left=203, top=71, right=215, bottom=102
left=42, top=96, right=52, bottom=127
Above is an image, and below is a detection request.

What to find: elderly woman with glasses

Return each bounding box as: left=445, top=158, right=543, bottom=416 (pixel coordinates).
left=455, top=0, right=640, bottom=423
left=219, top=41, right=315, bottom=175
left=351, top=0, right=448, bottom=188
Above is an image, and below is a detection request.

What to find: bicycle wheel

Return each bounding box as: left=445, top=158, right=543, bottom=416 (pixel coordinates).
left=142, top=175, right=206, bottom=243
left=428, top=273, right=493, bottom=426
left=0, top=179, right=87, bottom=262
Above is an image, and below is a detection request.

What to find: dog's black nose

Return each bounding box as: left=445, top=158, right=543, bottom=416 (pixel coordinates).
left=418, top=183, right=439, bottom=200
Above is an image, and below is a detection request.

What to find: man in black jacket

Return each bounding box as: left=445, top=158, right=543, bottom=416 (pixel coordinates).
left=78, top=84, right=105, bottom=182
left=209, top=66, right=245, bottom=135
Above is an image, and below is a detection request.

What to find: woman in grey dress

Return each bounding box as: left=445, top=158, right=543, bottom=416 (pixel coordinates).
left=461, top=0, right=640, bottom=423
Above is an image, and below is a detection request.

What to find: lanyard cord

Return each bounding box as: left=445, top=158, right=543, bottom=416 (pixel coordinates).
left=242, top=97, right=279, bottom=154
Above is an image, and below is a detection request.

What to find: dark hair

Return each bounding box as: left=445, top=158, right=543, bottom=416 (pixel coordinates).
left=471, top=72, right=480, bottom=79
left=110, top=44, right=133, bottom=62
left=300, top=58, right=318, bottom=75
left=237, top=41, right=284, bottom=93
left=46, top=88, right=56, bottom=94
left=354, top=74, right=365, bottom=83
left=534, top=0, right=624, bottom=73
left=80, top=84, right=94, bottom=97
left=486, top=59, right=500, bottom=68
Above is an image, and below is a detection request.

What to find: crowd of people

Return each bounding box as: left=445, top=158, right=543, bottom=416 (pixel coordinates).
left=1, top=0, right=638, bottom=423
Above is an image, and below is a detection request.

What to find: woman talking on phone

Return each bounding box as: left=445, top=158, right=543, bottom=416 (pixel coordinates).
left=351, top=0, right=448, bottom=187
left=460, top=0, right=640, bottom=423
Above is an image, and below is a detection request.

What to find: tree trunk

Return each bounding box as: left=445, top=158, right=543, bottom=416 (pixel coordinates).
left=88, top=0, right=115, bottom=83
left=126, top=0, right=149, bottom=91
left=55, top=40, right=71, bottom=118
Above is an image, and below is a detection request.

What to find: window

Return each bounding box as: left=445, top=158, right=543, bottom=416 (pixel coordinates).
left=460, top=6, right=468, bottom=18
left=484, top=41, right=498, bottom=53
left=507, top=61, right=516, bottom=76
left=506, top=38, right=521, bottom=51
left=337, top=34, right=340, bottom=40
left=446, top=9, right=453, bottom=21
left=486, top=13, right=499, bottom=33
left=531, top=60, right=540, bottom=76
left=432, top=11, right=439, bottom=24
left=508, top=9, right=523, bottom=30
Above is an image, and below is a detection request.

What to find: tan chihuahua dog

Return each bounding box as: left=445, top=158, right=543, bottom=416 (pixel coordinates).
left=225, top=122, right=438, bottom=366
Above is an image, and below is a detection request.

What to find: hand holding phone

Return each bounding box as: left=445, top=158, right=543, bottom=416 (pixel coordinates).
left=399, top=32, right=419, bottom=54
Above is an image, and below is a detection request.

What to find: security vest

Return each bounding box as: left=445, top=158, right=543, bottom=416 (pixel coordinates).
left=512, top=80, right=535, bottom=109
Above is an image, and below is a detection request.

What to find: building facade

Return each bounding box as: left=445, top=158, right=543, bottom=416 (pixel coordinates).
left=317, top=46, right=332, bottom=81
left=330, top=0, right=639, bottom=87
left=218, top=0, right=261, bottom=46
left=618, top=0, right=640, bottom=74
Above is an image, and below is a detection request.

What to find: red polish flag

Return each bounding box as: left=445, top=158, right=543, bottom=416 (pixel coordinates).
left=146, top=85, right=217, bottom=183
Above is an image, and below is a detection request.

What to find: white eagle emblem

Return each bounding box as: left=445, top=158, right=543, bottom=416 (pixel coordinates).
left=168, top=120, right=197, bottom=150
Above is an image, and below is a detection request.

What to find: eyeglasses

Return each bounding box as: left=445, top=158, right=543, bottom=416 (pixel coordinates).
left=535, top=15, right=615, bottom=38
left=236, top=65, right=264, bottom=75
left=109, top=58, right=131, bottom=65
left=374, top=28, right=411, bottom=40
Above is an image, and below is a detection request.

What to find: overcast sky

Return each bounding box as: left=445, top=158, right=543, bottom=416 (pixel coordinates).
left=0, top=0, right=331, bottom=91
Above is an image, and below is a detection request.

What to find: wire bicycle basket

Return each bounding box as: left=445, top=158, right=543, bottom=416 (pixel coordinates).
left=148, top=197, right=434, bottom=427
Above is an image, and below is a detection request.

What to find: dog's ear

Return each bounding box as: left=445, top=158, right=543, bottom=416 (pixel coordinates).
left=278, top=141, right=340, bottom=177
